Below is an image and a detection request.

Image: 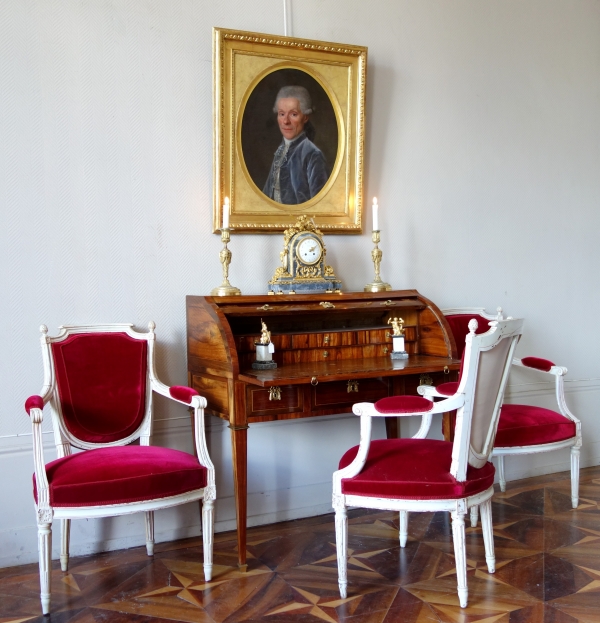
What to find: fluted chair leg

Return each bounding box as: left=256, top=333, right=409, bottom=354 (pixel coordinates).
left=145, top=511, right=155, bottom=556
left=60, top=519, right=70, bottom=572
left=335, top=506, right=348, bottom=598
left=571, top=446, right=580, bottom=508
left=497, top=455, right=507, bottom=492
left=202, top=498, right=214, bottom=581
left=470, top=505, right=479, bottom=528
left=399, top=511, right=408, bottom=547
left=38, top=521, right=52, bottom=615
left=479, top=498, right=496, bottom=573
left=451, top=510, right=468, bottom=608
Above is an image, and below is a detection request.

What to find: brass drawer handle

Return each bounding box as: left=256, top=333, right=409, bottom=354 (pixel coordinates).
left=444, top=366, right=449, bottom=375
left=257, top=304, right=272, bottom=311
left=311, top=376, right=319, bottom=386
left=385, top=331, right=392, bottom=339
left=320, top=301, right=335, bottom=309
left=383, top=300, right=396, bottom=306
left=383, top=346, right=389, bottom=354
left=323, top=351, right=329, bottom=358
left=269, top=386, right=282, bottom=401
left=347, top=380, right=359, bottom=393
left=324, top=335, right=330, bottom=344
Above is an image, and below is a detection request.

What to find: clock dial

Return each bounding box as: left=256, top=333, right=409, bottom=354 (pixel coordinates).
left=297, top=236, right=323, bottom=265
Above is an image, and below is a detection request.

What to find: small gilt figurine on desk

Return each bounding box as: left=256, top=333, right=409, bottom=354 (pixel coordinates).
left=388, top=317, right=408, bottom=360
left=252, top=320, right=277, bottom=370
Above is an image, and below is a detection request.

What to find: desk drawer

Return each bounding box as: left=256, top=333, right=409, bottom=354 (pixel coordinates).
left=313, top=378, right=389, bottom=408
left=246, top=384, right=305, bottom=417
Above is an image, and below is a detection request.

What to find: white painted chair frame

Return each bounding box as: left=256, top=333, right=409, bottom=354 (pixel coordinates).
left=440, top=308, right=582, bottom=508
left=333, top=318, right=523, bottom=608
left=28, top=323, right=216, bottom=615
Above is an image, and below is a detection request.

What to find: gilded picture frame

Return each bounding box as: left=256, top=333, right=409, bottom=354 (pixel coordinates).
left=213, top=27, right=367, bottom=233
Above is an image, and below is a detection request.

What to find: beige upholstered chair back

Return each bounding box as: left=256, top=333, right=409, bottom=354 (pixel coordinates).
left=451, top=317, right=524, bottom=481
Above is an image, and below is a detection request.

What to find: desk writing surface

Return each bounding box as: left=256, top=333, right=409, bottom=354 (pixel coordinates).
left=239, top=355, right=461, bottom=387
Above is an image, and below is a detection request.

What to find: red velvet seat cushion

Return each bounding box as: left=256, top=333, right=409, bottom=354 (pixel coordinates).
left=495, top=404, right=576, bottom=447
left=339, top=438, right=495, bottom=500
left=436, top=382, right=459, bottom=397
left=34, top=446, right=207, bottom=507
left=375, top=396, right=433, bottom=413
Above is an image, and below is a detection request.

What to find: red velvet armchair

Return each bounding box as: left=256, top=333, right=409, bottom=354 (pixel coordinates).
left=333, top=317, right=524, bottom=608
left=421, top=308, right=581, bottom=511
left=25, top=323, right=216, bottom=615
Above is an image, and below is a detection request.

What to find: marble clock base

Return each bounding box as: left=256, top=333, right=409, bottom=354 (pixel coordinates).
left=269, top=279, right=342, bottom=295
left=390, top=351, right=409, bottom=360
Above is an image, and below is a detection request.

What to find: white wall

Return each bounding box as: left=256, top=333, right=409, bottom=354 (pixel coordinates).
left=1, top=0, right=599, bottom=567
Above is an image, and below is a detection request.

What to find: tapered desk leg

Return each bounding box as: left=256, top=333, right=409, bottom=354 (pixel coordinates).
left=229, top=423, right=249, bottom=571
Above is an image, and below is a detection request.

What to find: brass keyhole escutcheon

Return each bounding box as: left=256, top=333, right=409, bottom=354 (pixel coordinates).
left=323, top=351, right=329, bottom=358
left=347, top=380, right=359, bottom=393
left=385, top=331, right=392, bottom=339
left=257, top=304, right=272, bottom=311
left=444, top=366, right=450, bottom=375
left=324, top=335, right=330, bottom=344
left=383, top=300, right=396, bottom=306
left=320, top=301, right=335, bottom=309
left=383, top=346, right=389, bottom=354
left=269, top=386, right=282, bottom=401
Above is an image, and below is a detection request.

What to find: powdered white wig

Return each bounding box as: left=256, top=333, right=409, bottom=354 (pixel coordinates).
left=273, top=85, right=313, bottom=115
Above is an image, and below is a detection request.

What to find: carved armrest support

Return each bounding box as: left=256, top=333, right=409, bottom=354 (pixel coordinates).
left=25, top=395, right=52, bottom=520
left=417, top=384, right=448, bottom=398
left=512, top=358, right=578, bottom=424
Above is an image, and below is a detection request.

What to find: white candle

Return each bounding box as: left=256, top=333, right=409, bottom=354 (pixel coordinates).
left=223, top=197, right=230, bottom=229
left=372, top=197, right=379, bottom=231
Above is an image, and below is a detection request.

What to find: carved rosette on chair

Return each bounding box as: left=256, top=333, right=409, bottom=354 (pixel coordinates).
left=25, top=323, right=216, bottom=615
left=332, top=317, right=525, bottom=608
left=268, top=215, right=342, bottom=294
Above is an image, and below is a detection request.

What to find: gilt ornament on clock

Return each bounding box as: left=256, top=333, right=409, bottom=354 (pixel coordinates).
left=268, top=215, right=342, bottom=294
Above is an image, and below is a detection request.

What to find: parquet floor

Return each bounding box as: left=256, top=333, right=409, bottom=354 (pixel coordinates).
left=2, top=466, right=600, bottom=622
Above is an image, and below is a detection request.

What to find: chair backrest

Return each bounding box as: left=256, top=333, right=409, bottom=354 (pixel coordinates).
left=450, top=317, right=524, bottom=481
left=442, top=307, right=504, bottom=358
left=41, top=324, right=155, bottom=452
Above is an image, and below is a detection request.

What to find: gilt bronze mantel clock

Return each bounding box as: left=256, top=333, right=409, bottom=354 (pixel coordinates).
left=268, top=215, right=342, bottom=294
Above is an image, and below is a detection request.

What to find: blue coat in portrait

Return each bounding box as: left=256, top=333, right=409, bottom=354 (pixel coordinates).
left=263, top=132, right=328, bottom=205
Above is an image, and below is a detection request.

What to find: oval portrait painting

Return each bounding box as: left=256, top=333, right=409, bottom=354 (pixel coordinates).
left=241, top=67, right=339, bottom=206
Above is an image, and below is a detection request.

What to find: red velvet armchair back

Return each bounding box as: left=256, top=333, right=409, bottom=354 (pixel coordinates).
left=51, top=333, right=148, bottom=444
left=446, top=314, right=491, bottom=358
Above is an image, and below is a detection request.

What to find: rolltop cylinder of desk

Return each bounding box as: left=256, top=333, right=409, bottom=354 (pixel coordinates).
left=186, top=289, right=460, bottom=569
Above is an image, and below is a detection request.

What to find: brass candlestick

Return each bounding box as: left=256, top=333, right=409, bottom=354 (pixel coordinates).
left=211, top=228, right=241, bottom=296
left=364, top=230, right=391, bottom=292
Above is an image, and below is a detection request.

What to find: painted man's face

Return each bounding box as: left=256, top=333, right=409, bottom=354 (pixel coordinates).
left=277, top=97, right=309, bottom=140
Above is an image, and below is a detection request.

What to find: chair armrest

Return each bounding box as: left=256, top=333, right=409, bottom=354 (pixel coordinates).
left=151, top=378, right=207, bottom=409
left=512, top=357, right=567, bottom=377
left=352, top=393, right=465, bottom=417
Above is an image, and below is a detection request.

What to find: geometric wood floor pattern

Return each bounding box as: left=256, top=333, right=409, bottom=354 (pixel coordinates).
left=1, top=466, right=600, bottom=622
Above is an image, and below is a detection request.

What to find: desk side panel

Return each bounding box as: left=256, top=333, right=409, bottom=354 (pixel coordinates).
left=186, top=296, right=237, bottom=420
left=417, top=297, right=457, bottom=358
